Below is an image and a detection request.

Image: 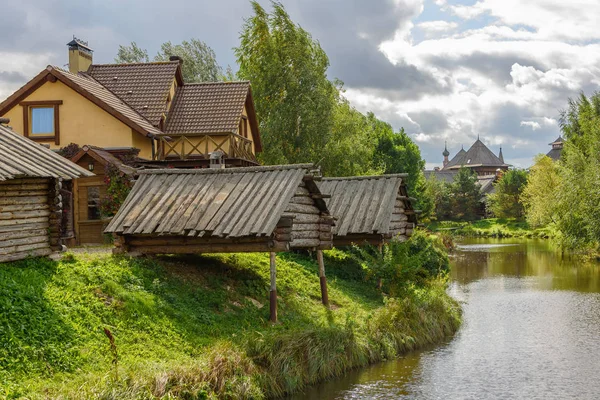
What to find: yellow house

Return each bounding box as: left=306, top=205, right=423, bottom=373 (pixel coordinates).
left=0, top=37, right=263, bottom=245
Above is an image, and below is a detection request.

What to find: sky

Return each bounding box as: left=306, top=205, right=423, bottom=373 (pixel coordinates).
left=1, top=0, right=599, bottom=169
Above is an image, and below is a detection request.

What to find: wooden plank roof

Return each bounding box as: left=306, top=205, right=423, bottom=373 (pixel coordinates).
left=0, top=124, right=94, bottom=181
left=318, top=174, right=415, bottom=237
left=105, top=164, right=323, bottom=238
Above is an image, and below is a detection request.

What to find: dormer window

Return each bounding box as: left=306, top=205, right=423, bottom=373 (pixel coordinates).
left=20, top=100, right=62, bottom=145
left=239, top=115, right=248, bottom=138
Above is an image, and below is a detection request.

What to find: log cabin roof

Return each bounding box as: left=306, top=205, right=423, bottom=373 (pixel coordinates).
left=105, top=164, right=328, bottom=238
left=0, top=124, right=94, bottom=180
left=318, top=174, right=417, bottom=237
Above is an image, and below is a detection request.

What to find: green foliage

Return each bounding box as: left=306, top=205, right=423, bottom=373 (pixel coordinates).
left=98, top=164, right=134, bottom=218
left=427, top=218, right=556, bottom=239
left=114, top=42, right=149, bottom=63
left=424, top=174, right=452, bottom=221
left=155, top=39, right=223, bottom=82
left=235, top=1, right=430, bottom=196
left=449, top=167, right=481, bottom=221
left=486, top=169, right=528, bottom=218
left=522, top=155, right=562, bottom=227
left=349, top=230, right=449, bottom=295
left=0, top=250, right=460, bottom=399
left=236, top=1, right=337, bottom=165
left=373, top=125, right=431, bottom=214
left=57, top=143, right=81, bottom=160
left=320, top=99, right=381, bottom=177
left=115, top=39, right=223, bottom=82
left=521, top=92, right=600, bottom=250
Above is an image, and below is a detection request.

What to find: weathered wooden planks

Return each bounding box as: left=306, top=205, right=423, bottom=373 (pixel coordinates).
left=107, top=164, right=334, bottom=254
left=0, top=124, right=92, bottom=180
left=317, top=174, right=418, bottom=246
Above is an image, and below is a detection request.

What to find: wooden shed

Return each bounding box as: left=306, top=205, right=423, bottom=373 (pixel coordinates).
left=318, top=174, right=418, bottom=247
left=105, top=164, right=333, bottom=254
left=105, top=164, right=334, bottom=322
left=0, top=123, right=93, bottom=262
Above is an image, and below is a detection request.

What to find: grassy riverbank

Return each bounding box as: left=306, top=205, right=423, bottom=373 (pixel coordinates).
left=0, top=249, right=461, bottom=399
left=427, top=218, right=555, bottom=239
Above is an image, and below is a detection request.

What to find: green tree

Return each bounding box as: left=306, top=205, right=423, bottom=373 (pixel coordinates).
left=522, top=155, right=562, bottom=227
left=155, top=39, right=222, bottom=82
left=114, top=42, right=149, bottom=63
left=424, top=175, right=451, bottom=221
left=373, top=124, right=430, bottom=216
left=235, top=1, right=337, bottom=165
left=115, top=39, right=222, bottom=82
left=553, top=92, right=600, bottom=248
left=486, top=169, right=528, bottom=218
left=320, top=98, right=380, bottom=177
left=449, top=167, right=480, bottom=221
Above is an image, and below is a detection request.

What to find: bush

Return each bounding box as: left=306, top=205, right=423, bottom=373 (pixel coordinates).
left=349, top=230, right=450, bottom=295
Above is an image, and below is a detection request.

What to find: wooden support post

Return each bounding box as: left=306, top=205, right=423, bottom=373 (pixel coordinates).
left=317, top=250, right=329, bottom=307
left=270, top=252, right=277, bottom=323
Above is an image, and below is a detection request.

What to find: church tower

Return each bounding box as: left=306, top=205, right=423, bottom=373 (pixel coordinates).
left=443, top=142, right=450, bottom=167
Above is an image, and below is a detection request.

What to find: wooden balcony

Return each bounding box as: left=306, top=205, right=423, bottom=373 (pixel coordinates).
left=153, top=133, right=258, bottom=165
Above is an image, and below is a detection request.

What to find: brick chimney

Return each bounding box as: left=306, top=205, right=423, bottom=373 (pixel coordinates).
left=67, top=36, right=93, bottom=73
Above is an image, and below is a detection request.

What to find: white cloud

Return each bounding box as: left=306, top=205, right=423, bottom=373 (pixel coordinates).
left=520, top=121, right=541, bottom=130
left=417, top=20, right=458, bottom=33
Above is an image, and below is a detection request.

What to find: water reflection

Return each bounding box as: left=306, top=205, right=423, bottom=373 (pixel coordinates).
left=453, top=238, right=600, bottom=292
left=290, top=239, right=600, bottom=400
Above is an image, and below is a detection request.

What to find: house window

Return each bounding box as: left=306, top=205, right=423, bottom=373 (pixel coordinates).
left=87, top=186, right=101, bottom=220
left=31, top=107, right=54, bottom=135
left=20, top=100, right=62, bottom=145
left=240, top=115, right=248, bottom=138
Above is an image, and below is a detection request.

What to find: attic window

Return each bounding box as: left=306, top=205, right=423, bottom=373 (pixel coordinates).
left=239, top=115, right=248, bottom=138
left=20, top=100, right=62, bottom=145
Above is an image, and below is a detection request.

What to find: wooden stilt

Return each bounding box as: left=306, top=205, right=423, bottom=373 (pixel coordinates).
left=317, top=250, right=329, bottom=306
left=269, top=252, right=277, bottom=323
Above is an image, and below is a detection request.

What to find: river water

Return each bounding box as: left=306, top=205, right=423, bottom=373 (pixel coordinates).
left=291, top=238, right=600, bottom=399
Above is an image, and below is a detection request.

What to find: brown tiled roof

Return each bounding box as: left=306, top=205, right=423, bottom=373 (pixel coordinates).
left=52, top=67, right=163, bottom=136
left=87, top=62, right=181, bottom=126
left=0, top=66, right=162, bottom=138
left=165, top=82, right=250, bottom=134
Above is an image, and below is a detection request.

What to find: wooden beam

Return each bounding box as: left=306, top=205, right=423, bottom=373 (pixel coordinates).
left=317, top=250, right=329, bottom=307
left=270, top=252, right=277, bottom=323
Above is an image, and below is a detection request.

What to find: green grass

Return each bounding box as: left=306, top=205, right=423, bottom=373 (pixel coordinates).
left=427, top=218, right=556, bottom=239
left=0, top=250, right=461, bottom=399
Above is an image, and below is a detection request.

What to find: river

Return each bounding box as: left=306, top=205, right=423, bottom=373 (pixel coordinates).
left=290, top=238, right=600, bottom=399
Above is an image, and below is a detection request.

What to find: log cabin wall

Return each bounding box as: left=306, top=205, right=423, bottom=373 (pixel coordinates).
left=0, top=178, right=53, bottom=262
left=285, top=182, right=333, bottom=250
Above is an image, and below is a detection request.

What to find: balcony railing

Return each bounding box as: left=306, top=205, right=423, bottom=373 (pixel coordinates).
left=153, top=133, right=257, bottom=163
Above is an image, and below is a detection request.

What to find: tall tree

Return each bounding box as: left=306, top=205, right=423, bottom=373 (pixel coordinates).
left=115, top=39, right=222, bottom=82
left=486, top=169, right=528, bottom=218
left=320, top=97, right=380, bottom=177
left=236, top=1, right=337, bottom=165
left=155, top=39, right=222, bottom=82
left=521, top=155, right=562, bottom=227
left=554, top=92, right=600, bottom=248
left=449, top=167, right=480, bottom=221
left=114, top=42, right=149, bottom=63
left=373, top=124, right=430, bottom=215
